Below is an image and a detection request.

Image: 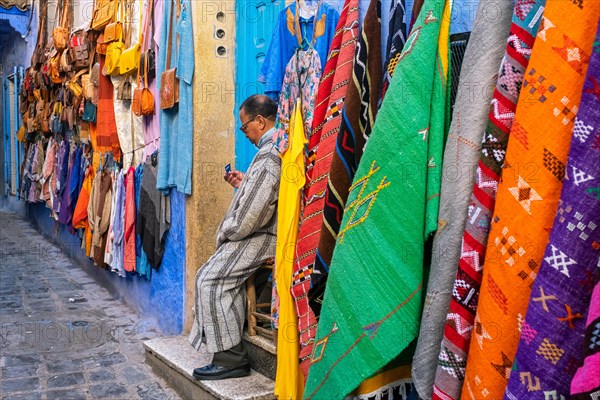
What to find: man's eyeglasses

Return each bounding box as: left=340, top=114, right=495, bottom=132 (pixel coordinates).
left=240, top=115, right=258, bottom=133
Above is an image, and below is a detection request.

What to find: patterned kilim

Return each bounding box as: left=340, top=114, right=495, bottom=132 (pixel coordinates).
left=411, top=1, right=514, bottom=399
left=310, top=0, right=383, bottom=328
left=460, top=2, right=600, bottom=399
left=505, top=20, right=600, bottom=400
left=291, top=0, right=359, bottom=378
left=303, top=0, right=451, bottom=398
left=571, top=284, right=600, bottom=398
left=431, top=2, right=546, bottom=399
left=379, top=0, right=407, bottom=106
left=275, top=100, right=307, bottom=400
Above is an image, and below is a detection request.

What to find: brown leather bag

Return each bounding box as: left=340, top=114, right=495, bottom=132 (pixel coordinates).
left=96, top=33, right=108, bottom=55
left=160, top=0, right=179, bottom=110
left=91, top=0, right=118, bottom=31
left=132, top=48, right=154, bottom=116
left=52, top=0, right=70, bottom=51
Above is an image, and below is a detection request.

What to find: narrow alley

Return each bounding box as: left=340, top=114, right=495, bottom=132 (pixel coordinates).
left=0, top=211, right=181, bottom=400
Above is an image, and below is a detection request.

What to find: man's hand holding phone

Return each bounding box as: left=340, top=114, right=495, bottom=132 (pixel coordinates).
left=224, top=164, right=244, bottom=188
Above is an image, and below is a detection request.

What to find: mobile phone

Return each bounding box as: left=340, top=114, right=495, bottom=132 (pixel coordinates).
left=225, top=163, right=231, bottom=173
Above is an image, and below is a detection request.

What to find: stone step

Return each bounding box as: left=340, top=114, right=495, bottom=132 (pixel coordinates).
left=243, top=333, right=277, bottom=381
left=144, top=335, right=275, bottom=400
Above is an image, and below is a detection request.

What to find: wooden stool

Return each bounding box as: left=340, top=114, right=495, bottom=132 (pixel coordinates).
left=246, top=259, right=277, bottom=343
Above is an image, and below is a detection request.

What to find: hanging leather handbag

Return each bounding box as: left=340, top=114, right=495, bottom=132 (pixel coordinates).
left=139, top=48, right=155, bottom=81
left=48, top=51, right=63, bottom=84
left=51, top=102, right=63, bottom=133
left=67, top=70, right=86, bottom=98
left=91, top=0, right=118, bottom=31
left=116, top=77, right=133, bottom=100
left=70, top=28, right=90, bottom=69
left=132, top=49, right=154, bottom=116
left=96, top=33, right=108, bottom=55
left=119, top=43, right=140, bottom=75
left=160, top=0, right=179, bottom=110
left=59, top=48, right=73, bottom=73
left=82, top=100, right=97, bottom=123
left=17, top=124, right=27, bottom=143
left=104, top=0, right=124, bottom=75
left=105, top=40, right=124, bottom=75
left=103, top=21, right=123, bottom=43
left=52, top=0, right=70, bottom=51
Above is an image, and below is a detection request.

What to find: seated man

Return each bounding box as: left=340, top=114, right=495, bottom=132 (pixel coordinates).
left=189, top=94, right=280, bottom=380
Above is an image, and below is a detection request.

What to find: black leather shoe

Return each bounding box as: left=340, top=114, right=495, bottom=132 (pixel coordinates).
left=192, top=363, right=251, bottom=380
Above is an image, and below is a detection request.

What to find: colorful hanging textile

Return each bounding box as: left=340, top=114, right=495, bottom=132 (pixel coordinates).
left=306, top=0, right=386, bottom=384
left=504, top=20, right=600, bottom=400
left=411, top=1, right=513, bottom=398
left=273, top=48, right=322, bottom=154
left=380, top=0, right=407, bottom=104
left=572, top=284, right=600, bottom=398
left=275, top=100, right=306, bottom=400
left=96, top=57, right=121, bottom=158
left=290, top=0, right=359, bottom=377
left=431, top=1, right=546, bottom=398
left=461, top=2, right=600, bottom=399
left=123, top=167, right=137, bottom=272
left=311, top=0, right=384, bottom=310
left=303, top=0, right=451, bottom=397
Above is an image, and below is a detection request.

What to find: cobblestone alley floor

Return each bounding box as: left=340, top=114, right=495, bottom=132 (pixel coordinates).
left=0, top=211, right=181, bottom=400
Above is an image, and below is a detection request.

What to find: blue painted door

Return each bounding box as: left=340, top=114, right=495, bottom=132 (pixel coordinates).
left=234, top=0, right=285, bottom=172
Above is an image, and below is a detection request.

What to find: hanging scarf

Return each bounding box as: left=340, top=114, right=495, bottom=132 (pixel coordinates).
left=431, top=2, right=546, bottom=398
left=504, top=20, right=600, bottom=400
left=275, top=99, right=307, bottom=400
left=303, top=0, right=451, bottom=397
left=290, top=0, right=359, bottom=378
left=411, top=1, right=514, bottom=398
left=461, top=3, right=600, bottom=399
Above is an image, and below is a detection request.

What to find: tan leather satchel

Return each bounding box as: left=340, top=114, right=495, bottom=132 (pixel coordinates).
left=160, top=0, right=179, bottom=110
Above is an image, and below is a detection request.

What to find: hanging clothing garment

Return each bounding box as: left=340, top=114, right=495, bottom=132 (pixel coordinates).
left=96, top=57, right=122, bottom=159
left=28, top=140, right=44, bottom=203
left=273, top=48, right=322, bottom=154
left=123, top=167, right=137, bottom=272
left=571, top=283, right=600, bottom=398
left=58, top=143, right=76, bottom=227
left=380, top=0, right=407, bottom=105
left=135, top=163, right=152, bottom=279
left=68, top=147, right=83, bottom=227
left=137, top=156, right=171, bottom=269
left=88, top=169, right=113, bottom=267
left=41, top=137, right=58, bottom=211
left=303, top=0, right=451, bottom=398
left=110, top=170, right=126, bottom=277
left=274, top=100, right=306, bottom=400
left=104, top=170, right=119, bottom=267
left=461, top=3, right=600, bottom=399
left=259, top=0, right=340, bottom=100
left=188, top=130, right=280, bottom=354
left=112, top=76, right=145, bottom=169
left=431, top=2, right=546, bottom=398
left=156, top=0, right=194, bottom=195
left=504, top=19, right=600, bottom=400
left=54, top=139, right=69, bottom=214
left=72, top=166, right=95, bottom=257
left=292, top=0, right=360, bottom=377
left=143, top=0, right=164, bottom=162
left=411, top=2, right=513, bottom=398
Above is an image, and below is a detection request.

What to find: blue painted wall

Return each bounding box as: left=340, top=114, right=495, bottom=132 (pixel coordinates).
left=26, top=189, right=186, bottom=336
